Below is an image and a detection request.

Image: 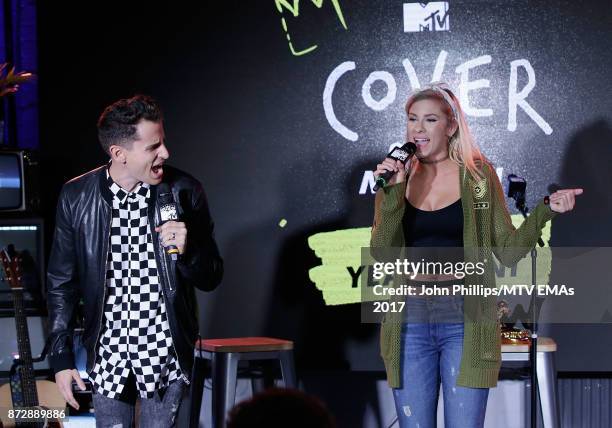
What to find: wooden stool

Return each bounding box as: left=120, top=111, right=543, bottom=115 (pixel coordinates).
left=502, top=337, right=560, bottom=428
left=189, top=337, right=297, bottom=428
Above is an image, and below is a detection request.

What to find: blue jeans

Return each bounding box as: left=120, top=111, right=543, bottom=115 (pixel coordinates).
left=92, top=373, right=186, bottom=428
left=392, top=293, right=489, bottom=428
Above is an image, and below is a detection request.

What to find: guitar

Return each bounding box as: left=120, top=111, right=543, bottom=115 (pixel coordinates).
left=0, top=246, right=65, bottom=427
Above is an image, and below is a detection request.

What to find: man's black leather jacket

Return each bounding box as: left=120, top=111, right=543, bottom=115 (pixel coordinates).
left=46, top=165, right=223, bottom=380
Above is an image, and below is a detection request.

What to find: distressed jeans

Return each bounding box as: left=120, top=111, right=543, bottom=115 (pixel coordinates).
left=92, top=374, right=186, bottom=428
left=392, top=292, right=489, bottom=428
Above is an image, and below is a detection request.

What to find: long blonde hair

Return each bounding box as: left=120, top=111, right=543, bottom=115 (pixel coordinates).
left=405, top=83, right=485, bottom=180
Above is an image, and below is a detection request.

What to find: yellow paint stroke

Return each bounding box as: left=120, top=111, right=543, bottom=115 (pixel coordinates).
left=308, top=227, right=370, bottom=305
left=307, top=215, right=553, bottom=306
left=274, top=0, right=347, bottom=56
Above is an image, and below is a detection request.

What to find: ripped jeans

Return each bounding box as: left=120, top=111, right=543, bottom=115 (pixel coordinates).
left=92, top=373, right=186, bottom=428
left=392, top=292, right=489, bottom=428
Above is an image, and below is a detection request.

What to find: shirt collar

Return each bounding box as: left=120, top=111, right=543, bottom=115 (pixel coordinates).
left=106, top=167, right=150, bottom=205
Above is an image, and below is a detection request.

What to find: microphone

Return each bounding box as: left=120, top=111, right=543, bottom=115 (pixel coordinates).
left=157, top=182, right=180, bottom=259
left=507, top=174, right=527, bottom=210
left=373, top=142, right=417, bottom=192
left=507, top=173, right=545, bottom=247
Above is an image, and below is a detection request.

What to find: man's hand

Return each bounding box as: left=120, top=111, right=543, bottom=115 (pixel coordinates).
left=549, top=188, right=583, bottom=213
left=155, top=221, right=187, bottom=254
left=55, top=369, right=86, bottom=410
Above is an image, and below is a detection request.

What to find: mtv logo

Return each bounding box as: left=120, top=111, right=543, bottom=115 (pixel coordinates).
left=403, top=2, right=450, bottom=32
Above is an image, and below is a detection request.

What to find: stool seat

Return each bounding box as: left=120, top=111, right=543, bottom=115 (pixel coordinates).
left=190, top=337, right=297, bottom=428
left=501, top=336, right=557, bottom=353
left=196, top=337, right=294, bottom=353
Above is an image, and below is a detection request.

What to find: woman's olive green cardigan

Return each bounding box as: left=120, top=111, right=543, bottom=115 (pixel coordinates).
left=371, top=162, right=555, bottom=388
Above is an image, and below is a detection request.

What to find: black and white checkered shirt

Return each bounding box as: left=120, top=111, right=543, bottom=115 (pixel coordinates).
left=89, top=170, right=181, bottom=399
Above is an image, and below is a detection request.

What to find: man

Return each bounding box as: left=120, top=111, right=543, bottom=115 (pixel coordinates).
left=47, top=95, right=223, bottom=427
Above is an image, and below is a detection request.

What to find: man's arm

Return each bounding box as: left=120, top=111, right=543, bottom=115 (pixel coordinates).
left=46, top=186, right=79, bottom=373
left=175, top=182, right=223, bottom=291
left=46, top=185, right=87, bottom=409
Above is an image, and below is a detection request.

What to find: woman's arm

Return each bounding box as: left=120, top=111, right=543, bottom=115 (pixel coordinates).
left=370, top=157, right=411, bottom=250
left=488, top=164, right=556, bottom=266
left=370, top=181, right=407, bottom=252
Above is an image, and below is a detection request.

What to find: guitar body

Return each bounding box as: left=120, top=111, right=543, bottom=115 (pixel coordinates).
left=0, top=380, right=65, bottom=427
left=0, top=247, right=66, bottom=427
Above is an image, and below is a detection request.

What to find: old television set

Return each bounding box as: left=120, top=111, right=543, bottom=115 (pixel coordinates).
left=0, top=217, right=45, bottom=315
left=0, top=149, right=40, bottom=213
left=0, top=150, right=26, bottom=211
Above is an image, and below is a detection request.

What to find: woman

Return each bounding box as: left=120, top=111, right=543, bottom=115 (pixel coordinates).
left=371, top=82, right=581, bottom=428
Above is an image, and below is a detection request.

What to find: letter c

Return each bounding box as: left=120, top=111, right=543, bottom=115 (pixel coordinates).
left=323, top=61, right=358, bottom=142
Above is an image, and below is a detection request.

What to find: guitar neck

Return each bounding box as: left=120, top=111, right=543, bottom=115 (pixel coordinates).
left=0, top=248, right=40, bottom=408
left=12, top=288, right=39, bottom=408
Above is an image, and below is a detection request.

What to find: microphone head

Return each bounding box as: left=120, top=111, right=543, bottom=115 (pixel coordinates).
left=405, top=142, right=417, bottom=154
left=157, top=182, right=174, bottom=205
left=157, top=182, right=177, bottom=222
left=507, top=173, right=526, bottom=201
left=157, top=182, right=171, bottom=195
left=547, top=183, right=561, bottom=194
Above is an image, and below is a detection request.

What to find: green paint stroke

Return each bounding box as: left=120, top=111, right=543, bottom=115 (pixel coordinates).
left=308, top=227, right=370, bottom=305
left=274, top=0, right=347, bottom=57
left=507, top=215, right=553, bottom=287
left=308, top=215, right=553, bottom=306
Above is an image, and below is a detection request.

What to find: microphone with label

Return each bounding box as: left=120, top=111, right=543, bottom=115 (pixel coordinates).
left=373, top=142, right=417, bottom=192
left=157, top=182, right=180, bottom=260
left=507, top=173, right=545, bottom=248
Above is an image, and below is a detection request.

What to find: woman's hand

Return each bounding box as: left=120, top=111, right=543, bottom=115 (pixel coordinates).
left=374, top=158, right=408, bottom=186
left=549, top=188, right=583, bottom=213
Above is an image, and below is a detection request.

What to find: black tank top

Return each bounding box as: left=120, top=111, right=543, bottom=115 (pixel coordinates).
left=402, top=198, right=464, bottom=247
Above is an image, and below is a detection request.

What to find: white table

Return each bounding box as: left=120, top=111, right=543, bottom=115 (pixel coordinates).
left=501, top=337, right=560, bottom=428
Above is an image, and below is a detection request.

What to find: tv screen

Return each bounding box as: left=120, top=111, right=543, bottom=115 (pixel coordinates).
left=0, top=152, right=24, bottom=211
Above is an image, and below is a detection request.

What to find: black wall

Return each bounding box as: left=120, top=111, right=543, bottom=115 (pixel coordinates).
left=38, top=1, right=612, bottom=372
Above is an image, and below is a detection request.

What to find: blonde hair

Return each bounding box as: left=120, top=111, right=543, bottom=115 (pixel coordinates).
left=405, top=83, right=485, bottom=180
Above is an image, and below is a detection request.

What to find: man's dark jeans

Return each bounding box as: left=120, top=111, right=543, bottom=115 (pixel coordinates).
left=92, top=375, right=187, bottom=428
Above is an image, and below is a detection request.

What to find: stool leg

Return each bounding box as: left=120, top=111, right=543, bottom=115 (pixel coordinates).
left=279, top=350, right=297, bottom=389
left=251, top=361, right=275, bottom=394
left=523, top=377, right=531, bottom=428
left=262, top=361, right=276, bottom=389
left=251, top=376, right=266, bottom=395
left=190, top=356, right=206, bottom=428
left=537, top=352, right=560, bottom=428
left=212, top=352, right=239, bottom=428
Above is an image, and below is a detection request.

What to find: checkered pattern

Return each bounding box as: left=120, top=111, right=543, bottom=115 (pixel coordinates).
left=89, top=170, right=181, bottom=399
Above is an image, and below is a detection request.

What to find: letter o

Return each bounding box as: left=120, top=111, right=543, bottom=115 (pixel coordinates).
left=361, top=71, right=397, bottom=111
